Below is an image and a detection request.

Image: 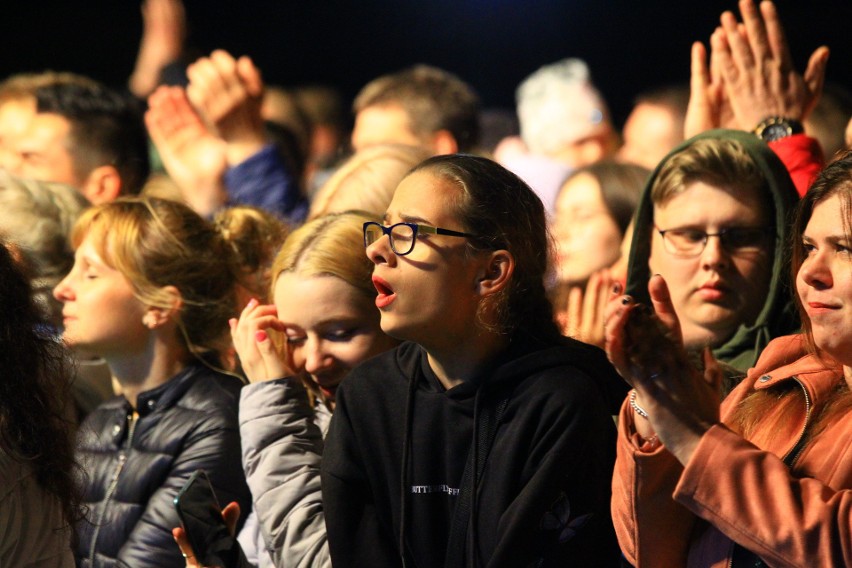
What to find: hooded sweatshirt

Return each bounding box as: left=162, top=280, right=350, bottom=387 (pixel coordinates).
left=321, top=335, right=622, bottom=568
left=625, top=129, right=800, bottom=372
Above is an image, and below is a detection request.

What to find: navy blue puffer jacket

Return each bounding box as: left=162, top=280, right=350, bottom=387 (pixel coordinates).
left=75, top=362, right=251, bottom=568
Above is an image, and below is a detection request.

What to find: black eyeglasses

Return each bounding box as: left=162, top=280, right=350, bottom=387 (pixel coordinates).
left=363, top=221, right=478, bottom=256
left=655, top=226, right=773, bottom=257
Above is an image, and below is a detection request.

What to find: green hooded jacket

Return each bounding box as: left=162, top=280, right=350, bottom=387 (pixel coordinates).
left=625, top=129, right=800, bottom=372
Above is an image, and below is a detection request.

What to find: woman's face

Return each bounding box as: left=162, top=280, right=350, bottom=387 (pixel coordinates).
left=273, top=272, right=395, bottom=400
left=649, top=181, right=773, bottom=349
left=53, top=232, right=149, bottom=358
left=554, top=172, right=624, bottom=284
left=366, top=170, right=488, bottom=349
left=796, top=193, right=852, bottom=366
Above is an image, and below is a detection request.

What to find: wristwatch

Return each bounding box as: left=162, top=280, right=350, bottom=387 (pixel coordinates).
left=753, top=116, right=804, bottom=142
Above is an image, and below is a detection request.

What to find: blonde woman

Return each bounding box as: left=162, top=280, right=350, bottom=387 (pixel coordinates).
left=175, top=211, right=398, bottom=568
left=53, top=197, right=251, bottom=567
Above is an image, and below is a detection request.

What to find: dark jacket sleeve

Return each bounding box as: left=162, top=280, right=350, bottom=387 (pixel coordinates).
left=223, top=144, right=307, bottom=224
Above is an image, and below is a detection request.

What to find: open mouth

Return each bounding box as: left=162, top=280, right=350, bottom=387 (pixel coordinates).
left=372, top=275, right=396, bottom=309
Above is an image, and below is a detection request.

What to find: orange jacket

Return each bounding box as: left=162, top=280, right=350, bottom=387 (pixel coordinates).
left=612, top=334, right=850, bottom=567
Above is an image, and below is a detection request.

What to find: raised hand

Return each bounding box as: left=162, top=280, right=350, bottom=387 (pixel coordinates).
left=146, top=85, right=229, bottom=216
left=560, top=269, right=615, bottom=349
left=129, top=0, right=187, bottom=98
left=684, top=0, right=829, bottom=138
left=229, top=298, right=290, bottom=384
left=715, top=0, right=829, bottom=127
left=684, top=30, right=736, bottom=138
left=186, top=50, right=268, bottom=167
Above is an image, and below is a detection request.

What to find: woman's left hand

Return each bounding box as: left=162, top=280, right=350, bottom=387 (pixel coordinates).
left=605, top=275, right=723, bottom=465
left=172, top=501, right=241, bottom=568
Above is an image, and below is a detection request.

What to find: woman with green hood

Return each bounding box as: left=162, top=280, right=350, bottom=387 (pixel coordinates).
left=623, top=129, right=800, bottom=379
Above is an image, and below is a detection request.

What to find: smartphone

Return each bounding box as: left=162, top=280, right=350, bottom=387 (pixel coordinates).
left=173, top=469, right=248, bottom=568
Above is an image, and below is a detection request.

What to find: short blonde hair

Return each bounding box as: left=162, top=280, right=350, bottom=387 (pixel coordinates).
left=270, top=211, right=377, bottom=300
left=651, top=138, right=766, bottom=206
left=308, top=144, right=430, bottom=219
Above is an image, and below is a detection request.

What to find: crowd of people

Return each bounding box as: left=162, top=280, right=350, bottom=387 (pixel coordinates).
left=1, top=0, right=852, bottom=566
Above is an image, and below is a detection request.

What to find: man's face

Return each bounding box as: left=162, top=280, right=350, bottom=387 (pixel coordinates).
left=0, top=97, right=36, bottom=169
left=0, top=108, right=82, bottom=188
left=351, top=103, right=425, bottom=151
left=618, top=103, right=682, bottom=170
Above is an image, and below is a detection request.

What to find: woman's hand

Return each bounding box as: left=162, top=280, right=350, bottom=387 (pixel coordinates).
left=172, top=501, right=241, bottom=568
left=560, top=269, right=616, bottom=348
left=605, top=275, right=723, bottom=463
left=229, top=298, right=290, bottom=383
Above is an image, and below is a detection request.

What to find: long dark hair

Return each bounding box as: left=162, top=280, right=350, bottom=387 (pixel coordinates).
left=411, top=154, right=561, bottom=341
left=0, top=241, right=81, bottom=528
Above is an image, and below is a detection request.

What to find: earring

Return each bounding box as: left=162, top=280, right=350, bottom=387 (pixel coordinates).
left=143, top=314, right=156, bottom=329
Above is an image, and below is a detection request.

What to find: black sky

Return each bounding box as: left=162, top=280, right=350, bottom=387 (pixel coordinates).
left=2, top=0, right=850, bottom=127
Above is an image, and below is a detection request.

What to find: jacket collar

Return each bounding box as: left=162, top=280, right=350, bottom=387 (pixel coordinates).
left=749, top=334, right=845, bottom=409
left=134, top=363, right=200, bottom=417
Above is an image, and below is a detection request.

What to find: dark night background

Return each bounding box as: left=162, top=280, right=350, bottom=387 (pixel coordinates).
left=1, top=1, right=850, bottom=129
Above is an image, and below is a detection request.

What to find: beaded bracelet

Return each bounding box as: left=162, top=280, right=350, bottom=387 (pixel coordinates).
left=629, top=389, right=649, bottom=419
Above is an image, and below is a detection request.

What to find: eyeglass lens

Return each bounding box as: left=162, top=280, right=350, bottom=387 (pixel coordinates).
left=664, top=228, right=769, bottom=255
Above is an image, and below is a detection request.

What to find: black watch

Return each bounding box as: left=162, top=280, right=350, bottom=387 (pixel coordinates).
left=753, top=116, right=804, bottom=142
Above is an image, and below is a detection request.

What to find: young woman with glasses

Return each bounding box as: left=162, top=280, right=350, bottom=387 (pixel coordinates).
left=606, top=151, right=852, bottom=567
left=322, top=154, right=625, bottom=567
left=623, top=130, right=800, bottom=376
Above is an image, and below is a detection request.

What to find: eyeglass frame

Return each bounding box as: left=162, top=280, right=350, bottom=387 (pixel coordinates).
left=654, top=225, right=774, bottom=258
left=363, top=221, right=479, bottom=256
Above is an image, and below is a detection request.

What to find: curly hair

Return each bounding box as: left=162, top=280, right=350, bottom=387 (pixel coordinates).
left=0, top=241, right=81, bottom=529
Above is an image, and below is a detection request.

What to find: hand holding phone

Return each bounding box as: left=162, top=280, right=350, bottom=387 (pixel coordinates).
left=173, top=470, right=248, bottom=568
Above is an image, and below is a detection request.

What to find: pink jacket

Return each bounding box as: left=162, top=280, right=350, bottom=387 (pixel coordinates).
left=612, top=334, right=851, bottom=567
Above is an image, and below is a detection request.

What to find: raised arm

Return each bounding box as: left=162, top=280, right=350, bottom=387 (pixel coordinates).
left=186, top=51, right=307, bottom=222
left=146, top=85, right=229, bottom=216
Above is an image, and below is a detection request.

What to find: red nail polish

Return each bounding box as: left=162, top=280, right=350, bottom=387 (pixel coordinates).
left=255, top=330, right=267, bottom=342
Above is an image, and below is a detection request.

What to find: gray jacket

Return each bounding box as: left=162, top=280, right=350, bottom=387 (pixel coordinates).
left=237, top=378, right=332, bottom=568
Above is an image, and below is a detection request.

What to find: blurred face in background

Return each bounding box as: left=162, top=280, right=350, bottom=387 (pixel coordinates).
left=553, top=172, right=623, bottom=285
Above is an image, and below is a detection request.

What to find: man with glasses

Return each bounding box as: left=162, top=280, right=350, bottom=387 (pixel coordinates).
left=624, top=130, right=801, bottom=375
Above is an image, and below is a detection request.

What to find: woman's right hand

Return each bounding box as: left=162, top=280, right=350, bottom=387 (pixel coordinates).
left=560, top=269, right=615, bottom=349
left=229, top=298, right=290, bottom=383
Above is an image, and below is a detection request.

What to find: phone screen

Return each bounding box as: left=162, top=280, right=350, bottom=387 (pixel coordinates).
left=174, top=470, right=247, bottom=567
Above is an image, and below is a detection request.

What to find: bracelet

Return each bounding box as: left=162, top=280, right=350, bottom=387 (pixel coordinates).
left=629, top=389, right=649, bottom=419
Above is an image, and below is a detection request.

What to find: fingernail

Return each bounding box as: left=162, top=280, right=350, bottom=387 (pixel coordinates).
left=621, top=295, right=632, bottom=305
left=612, top=283, right=623, bottom=295
left=255, top=330, right=267, bottom=342
left=246, top=298, right=258, bottom=308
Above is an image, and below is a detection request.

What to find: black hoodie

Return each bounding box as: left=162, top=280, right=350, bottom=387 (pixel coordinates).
left=321, top=336, right=621, bottom=567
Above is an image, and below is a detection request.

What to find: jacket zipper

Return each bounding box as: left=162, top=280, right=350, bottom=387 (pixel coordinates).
left=728, top=377, right=811, bottom=568
left=88, top=413, right=138, bottom=566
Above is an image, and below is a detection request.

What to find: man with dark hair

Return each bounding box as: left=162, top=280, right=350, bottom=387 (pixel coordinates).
left=0, top=72, right=149, bottom=203
left=351, top=64, right=480, bottom=155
